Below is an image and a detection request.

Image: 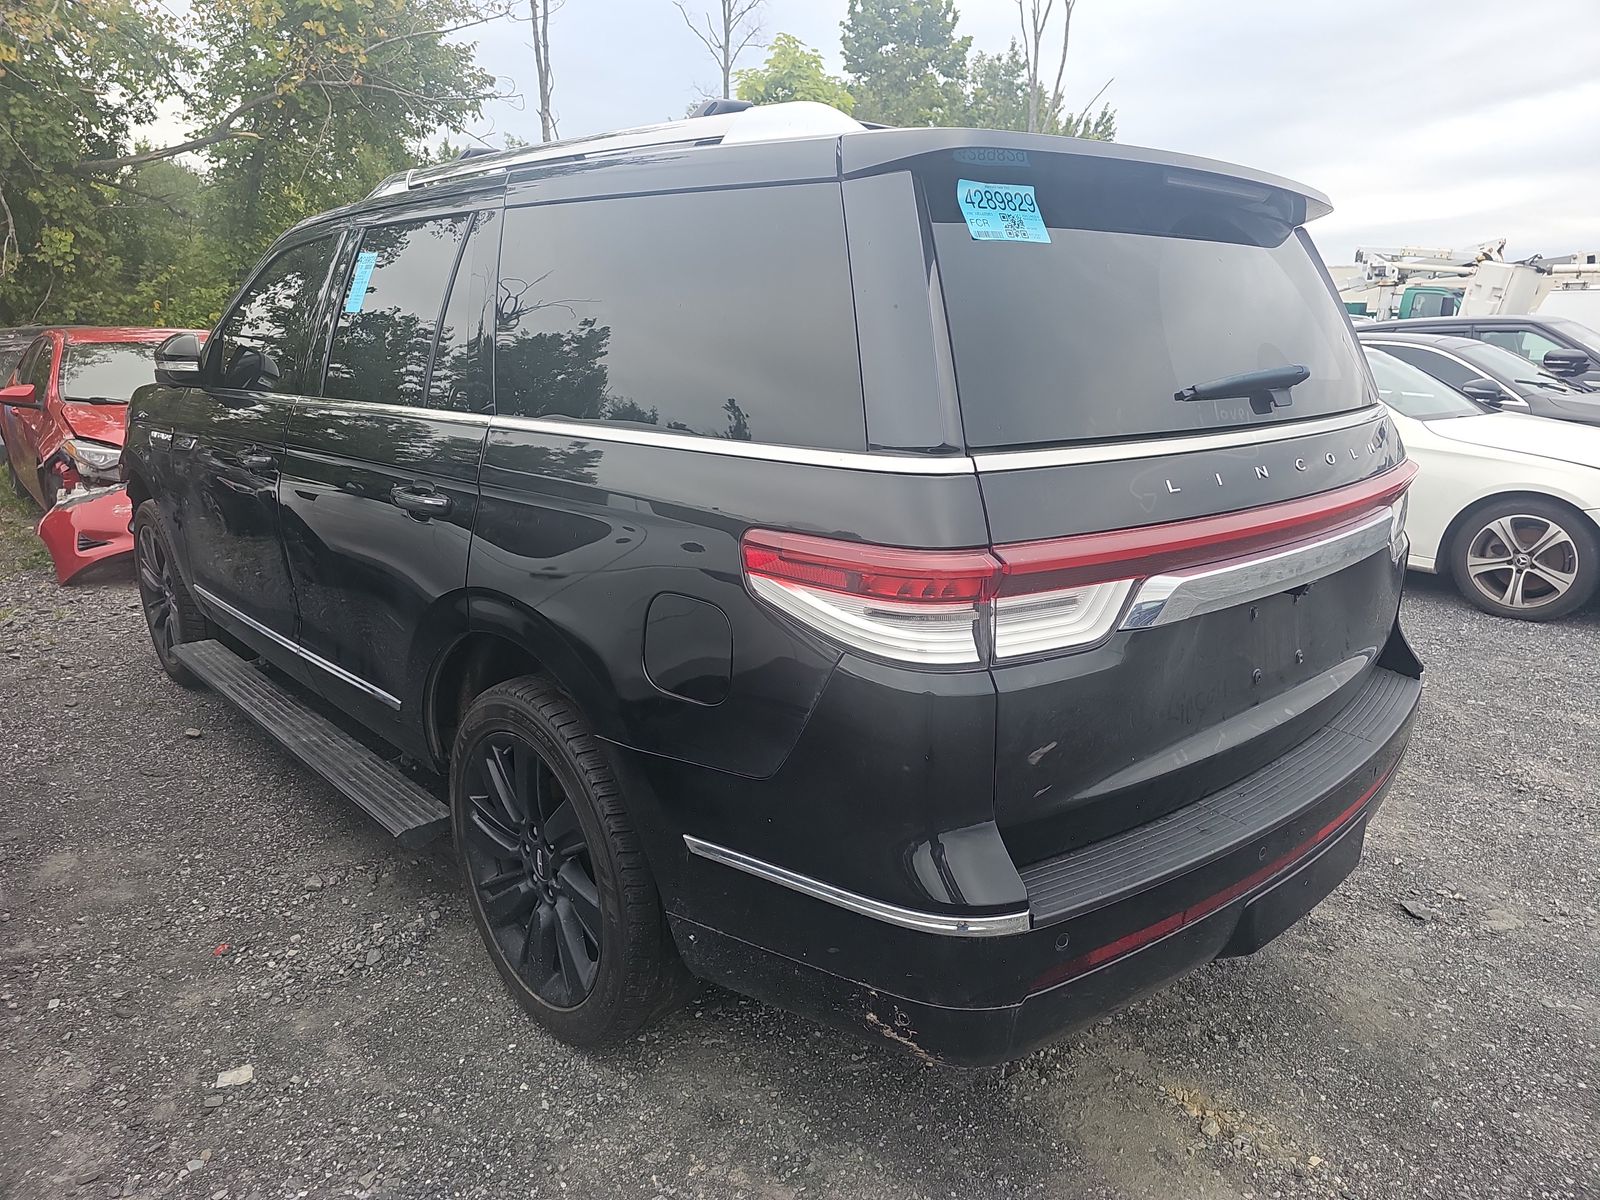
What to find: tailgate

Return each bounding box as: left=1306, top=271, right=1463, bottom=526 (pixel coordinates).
left=977, top=412, right=1410, bottom=861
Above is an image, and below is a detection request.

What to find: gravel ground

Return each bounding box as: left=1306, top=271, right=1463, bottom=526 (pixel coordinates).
left=0, top=506, right=1596, bottom=1200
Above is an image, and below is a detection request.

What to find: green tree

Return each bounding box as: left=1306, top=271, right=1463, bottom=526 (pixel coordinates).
left=735, top=33, right=853, bottom=111
left=0, top=0, right=188, bottom=322
left=962, top=40, right=1115, bottom=139
left=840, top=0, right=970, bottom=127
left=1, top=0, right=504, bottom=325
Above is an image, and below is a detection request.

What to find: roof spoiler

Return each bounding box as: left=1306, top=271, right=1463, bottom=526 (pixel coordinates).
left=837, top=127, right=1333, bottom=223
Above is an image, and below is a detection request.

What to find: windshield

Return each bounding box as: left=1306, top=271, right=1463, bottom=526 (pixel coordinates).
left=921, top=152, right=1370, bottom=448
left=1364, top=347, right=1484, bottom=420
left=1457, top=340, right=1581, bottom=393
left=59, top=342, right=159, bottom=403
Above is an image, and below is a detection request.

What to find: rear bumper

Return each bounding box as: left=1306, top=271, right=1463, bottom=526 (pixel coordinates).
left=667, top=658, right=1420, bottom=1066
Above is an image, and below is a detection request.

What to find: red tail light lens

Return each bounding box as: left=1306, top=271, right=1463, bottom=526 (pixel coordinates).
left=740, top=532, right=1000, bottom=604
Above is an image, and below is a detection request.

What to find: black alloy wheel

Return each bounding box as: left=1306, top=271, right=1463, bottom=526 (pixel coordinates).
left=136, top=522, right=180, bottom=656
left=451, top=676, right=691, bottom=1044
left=132, top=500, right=210, bottom=686
left=461, top=731, right=602, bottom=1008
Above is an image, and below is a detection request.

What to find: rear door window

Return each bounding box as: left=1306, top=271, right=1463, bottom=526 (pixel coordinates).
left=919, top=153, right=1371, bottom=449
left=494, top=184, right=866, bottom=449
left=323, top=213, right=472, bottom=407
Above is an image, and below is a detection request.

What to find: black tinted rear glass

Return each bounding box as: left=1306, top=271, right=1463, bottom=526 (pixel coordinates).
left=920, top=153, right=1370, bottom=449
left=495, top=183, right=865, bottom=449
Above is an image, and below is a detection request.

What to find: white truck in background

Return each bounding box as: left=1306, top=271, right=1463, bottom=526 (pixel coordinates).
left=1335, top=242, right=1600, bottom=322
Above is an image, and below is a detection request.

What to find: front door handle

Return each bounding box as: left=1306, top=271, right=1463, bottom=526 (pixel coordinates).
left=391, top=485, right=452, bottom=519
left=240, top=451, right=275, bottom=473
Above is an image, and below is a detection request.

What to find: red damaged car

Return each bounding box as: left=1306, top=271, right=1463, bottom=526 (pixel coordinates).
left=1, top=326, right=203, bottom=581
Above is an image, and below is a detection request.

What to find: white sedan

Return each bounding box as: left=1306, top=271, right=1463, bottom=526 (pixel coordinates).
left=1365, top=345, right=1600, bottom=620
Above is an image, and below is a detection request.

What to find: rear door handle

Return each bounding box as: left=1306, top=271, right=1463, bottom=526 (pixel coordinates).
left=391, top=485, right=452, bottom=518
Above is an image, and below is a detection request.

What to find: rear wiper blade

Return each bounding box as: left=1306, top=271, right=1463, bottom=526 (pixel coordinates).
left=65, top=395, right=128, bottom=405
left=1174, top=364, right=1310, bottom=410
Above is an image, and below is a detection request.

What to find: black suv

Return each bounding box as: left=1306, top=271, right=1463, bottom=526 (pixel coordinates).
left=125, top=105, right=1422, bottom=1065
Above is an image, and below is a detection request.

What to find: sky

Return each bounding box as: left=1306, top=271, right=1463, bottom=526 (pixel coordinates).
left=448, top=0, right=1600, bottom=264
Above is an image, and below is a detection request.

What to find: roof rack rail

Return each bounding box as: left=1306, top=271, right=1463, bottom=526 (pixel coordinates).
left=366, top=101, right=863, bottom=200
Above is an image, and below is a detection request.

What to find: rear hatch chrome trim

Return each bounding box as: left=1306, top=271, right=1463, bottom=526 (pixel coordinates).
left=1122, top=507, right=1399, bottom=630
left=971, top=406, right=1385, bottom=471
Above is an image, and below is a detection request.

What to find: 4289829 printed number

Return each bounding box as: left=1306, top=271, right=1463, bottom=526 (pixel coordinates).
left=961, top=186, right=1040, bottom=215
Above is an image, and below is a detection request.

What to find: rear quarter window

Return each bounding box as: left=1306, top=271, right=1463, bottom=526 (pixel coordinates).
left=494, top=183, right=866, bottom=449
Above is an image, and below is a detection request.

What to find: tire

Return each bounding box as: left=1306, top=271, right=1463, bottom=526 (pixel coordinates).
left=5, top=446, right=26, bottom=500
left=132, top=500, right=214, bottom=686
left=451, top=676, right=690, bottom=1046
left=1448, top=497, right=1599, bottom=621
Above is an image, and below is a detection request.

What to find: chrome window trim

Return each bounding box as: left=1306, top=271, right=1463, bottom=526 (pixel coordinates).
left=683, top=835, right=1033, bottom=937
left=489, top=415, right=977, bottom=474
left=970, top=407, right=1385, bottom=472
left=193, top=586, right=402, bottom=710
left=294, top=395, right=494, bottom=425
left=1121, top=508, right=1396, bottom=631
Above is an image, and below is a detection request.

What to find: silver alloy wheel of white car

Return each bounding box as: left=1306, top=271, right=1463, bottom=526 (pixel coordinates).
left=1463, top=514, right=1579, bottom=610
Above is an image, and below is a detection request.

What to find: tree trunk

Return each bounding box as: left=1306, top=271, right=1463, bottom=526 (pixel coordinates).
left=531, top=0, right=557, bottom=142
left=720, top=0, right=732, bottom=98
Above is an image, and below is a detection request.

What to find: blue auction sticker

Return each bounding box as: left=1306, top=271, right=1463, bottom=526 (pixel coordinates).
left=956, top=179, right=1050, bottom=243
left=343, top=250, right=379, bottom=314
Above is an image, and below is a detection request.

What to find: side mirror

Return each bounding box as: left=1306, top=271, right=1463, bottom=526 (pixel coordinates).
left=0, top=382, right=41, bottom=409
left=154, top=332, right=205, bottom=386
left=1542, top=348, right=1592, bottom=377
left=1460, top=378, right=1509, bottom=405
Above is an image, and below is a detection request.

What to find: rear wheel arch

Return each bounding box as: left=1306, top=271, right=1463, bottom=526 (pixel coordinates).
left=425, top=595, right=619, bottom=768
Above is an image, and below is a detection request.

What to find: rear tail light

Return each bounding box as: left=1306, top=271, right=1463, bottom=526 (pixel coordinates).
left=740, top=533, right=1000, bottom=665
left=741, top=463, right=1418, bottom=668
left=740, top=532, right=1146, bottom=665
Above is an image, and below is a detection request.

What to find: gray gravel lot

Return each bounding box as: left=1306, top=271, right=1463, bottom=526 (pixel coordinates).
left=1, top=521, right=1597, bottom=1200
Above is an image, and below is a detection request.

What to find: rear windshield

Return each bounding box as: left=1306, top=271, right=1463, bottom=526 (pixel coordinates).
left=920, top=152, right=1371, bottom=449
left=60, top=342, right=159, bottom=403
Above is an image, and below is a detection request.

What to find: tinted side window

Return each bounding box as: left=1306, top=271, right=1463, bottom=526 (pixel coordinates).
left=1480, top=327, right=1562, bottom=365
left=26, top=339, right=55, bottom=390
left=1381, top=345, right=1477, bottom=390
left=495, top=184, right=865, bottom=449
left=14, top=339, right=46, bottom=388
left=1, top=342, right=32, bottom=384
left=426, top=210, right=496, bottom=413
left=213, top=238, right=336, bottom=393
left=324, top=214, right=470, bottom=407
